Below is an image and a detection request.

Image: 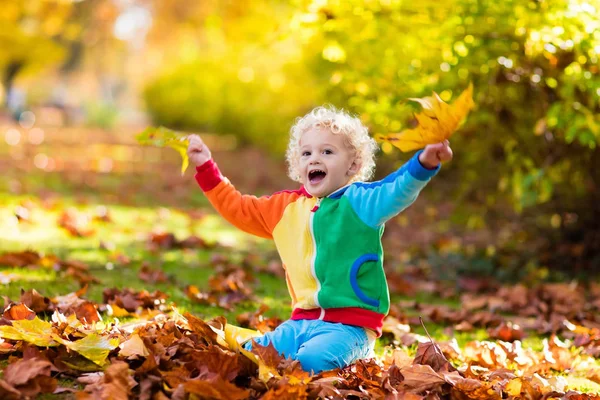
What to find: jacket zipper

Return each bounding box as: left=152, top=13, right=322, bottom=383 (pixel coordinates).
left=309, top=198, right=325, bottom=320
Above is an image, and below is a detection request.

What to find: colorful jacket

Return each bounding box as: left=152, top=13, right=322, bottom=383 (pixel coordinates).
left=195, top=151, right=439, bottom=336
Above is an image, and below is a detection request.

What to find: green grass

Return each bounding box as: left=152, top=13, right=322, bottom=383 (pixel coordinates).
left=0, top=193, right=289, bottom=321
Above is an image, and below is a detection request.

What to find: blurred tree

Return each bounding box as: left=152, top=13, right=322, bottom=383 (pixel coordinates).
left=293, top=0, right=600, bottom=270
left=0, top=0, right=68, bottom=107
left=142, top=0, right=321, bottom=153
left=141, top=0, right=600, bottom=268
left=0, top=0, right=120, bottom=110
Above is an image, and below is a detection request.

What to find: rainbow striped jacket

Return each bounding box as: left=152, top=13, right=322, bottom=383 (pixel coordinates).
left=195, top=151, right=439, bottom=335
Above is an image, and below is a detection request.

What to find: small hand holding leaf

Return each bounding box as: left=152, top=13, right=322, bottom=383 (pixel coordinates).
left=187, top=134, right=212, bottom=166
left=376, top=83, right=474, bottom=152
left=136, top=126, right=190, bottom=175
left=419, top=140, right=453, bottom=169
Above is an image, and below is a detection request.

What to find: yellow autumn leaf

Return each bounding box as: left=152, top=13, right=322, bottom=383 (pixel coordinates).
left=0, top=317, right=59, bottom=347
left=223, top=323, right=261, bottom=353
left=54, top=333, right=120, bottom=366
left=136, top=126, right=190, bottom=175
left=505, top=378, right=522, bottom=396
left=376, top=83, right=475, bottom=152
left=222, top=324, right=280, bottom=382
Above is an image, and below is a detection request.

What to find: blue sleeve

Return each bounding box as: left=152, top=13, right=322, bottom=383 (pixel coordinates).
left=344, top=150, right=440, bottom=228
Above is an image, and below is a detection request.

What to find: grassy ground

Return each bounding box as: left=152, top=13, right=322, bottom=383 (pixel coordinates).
left=0, top=193, right=291, bottom=323
left=1, top=183, right=600, bottom=395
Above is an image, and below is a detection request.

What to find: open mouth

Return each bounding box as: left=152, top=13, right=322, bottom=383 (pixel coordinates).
left=308, top=169, right=327, bottom=184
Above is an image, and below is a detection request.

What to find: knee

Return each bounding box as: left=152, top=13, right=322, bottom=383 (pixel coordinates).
left=295, top=347, right=337, bottom=374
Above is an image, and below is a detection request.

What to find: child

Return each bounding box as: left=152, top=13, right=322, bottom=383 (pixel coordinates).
left=187, top=105, right=452, bottom=374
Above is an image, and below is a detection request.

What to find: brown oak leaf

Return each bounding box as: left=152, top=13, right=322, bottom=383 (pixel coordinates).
left=413, top=341, right=457, bottom=373
left=399, top=364, right=446, bottom=393
left=183, top=378, right=249, bottom=400
left=0, top=358, right=57, bottom=398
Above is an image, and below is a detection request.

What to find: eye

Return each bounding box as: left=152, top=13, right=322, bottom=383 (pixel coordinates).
left=302, top=151, right=311, bottom=157
left=323, top=149, right=333, bottom=155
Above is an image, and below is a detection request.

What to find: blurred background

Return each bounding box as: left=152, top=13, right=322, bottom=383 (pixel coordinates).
left=1, top=0, right=599, bottom=281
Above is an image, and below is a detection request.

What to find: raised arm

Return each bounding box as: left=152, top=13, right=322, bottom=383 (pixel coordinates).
left=195, top=160, right=296, bottom=239
left=343, top=142, right=452, bottom=228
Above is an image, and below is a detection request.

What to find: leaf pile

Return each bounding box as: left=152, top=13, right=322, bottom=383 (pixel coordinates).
left=0, top=283, right=599, bottom=399
left=185, top=257, right=257, bottom=311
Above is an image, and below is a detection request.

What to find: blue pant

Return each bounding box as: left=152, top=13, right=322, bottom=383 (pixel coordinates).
left=243, top=319, right=372, bottom=374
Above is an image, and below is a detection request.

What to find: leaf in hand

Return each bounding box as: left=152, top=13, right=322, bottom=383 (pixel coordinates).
left=376, top=83, right=474, bottom=151
left=136, top=126, right=190, bottom=175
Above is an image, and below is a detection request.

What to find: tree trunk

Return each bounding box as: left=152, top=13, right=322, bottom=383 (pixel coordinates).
left=2, top=61, right=24, bottom=108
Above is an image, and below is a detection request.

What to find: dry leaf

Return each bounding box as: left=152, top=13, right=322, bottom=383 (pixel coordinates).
left=2, top=303, right=36, bottom=320
left=376, top=83, right=474, bottom=151
left=20, top=289, right=52, bottom=313
left=0, top=358, right=57, bottom=398
left=183, top=378, right=249, bottom=400
left=54, top=333, right=120, bottom=365
left=136, top=126, right=190, bottom=175
left=119, top=333, right=150, bottom=358
left=413, top=341, right=456, bottom=373
left=224, top=323, right=261, bottom=352
left=78, top=361, right=136, bottom=400
left=399, top=364, right=446, bottom=392
left=0, top=317, right=58, bottom=347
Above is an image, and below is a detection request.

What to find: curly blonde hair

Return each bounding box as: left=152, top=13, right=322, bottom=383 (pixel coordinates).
left=286, top=105, right=379, bottom=183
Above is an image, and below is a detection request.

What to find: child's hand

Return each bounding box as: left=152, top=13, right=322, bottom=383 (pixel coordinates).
left=419, top=140, right=453, bottom=169
left=187, top=134, right=212, bottom=166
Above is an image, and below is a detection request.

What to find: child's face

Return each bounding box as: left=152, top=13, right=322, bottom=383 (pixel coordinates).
left=299, top=127, right=359, bottom=198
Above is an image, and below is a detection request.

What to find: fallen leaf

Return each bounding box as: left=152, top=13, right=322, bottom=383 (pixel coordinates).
left=488, top=321, right=525, bottom=342
left=57, top=208, right=95, bottom=237
left=0, top=358, right=57, bottom=398
left=73, top=301, right=101, bottom=324
left=184, top=378, right=250, bottom=400
left=450, top=377, right=501, bottom=400
left=399, top=364, right=446, bottom=392
left=119, top=333, right=150, bottom=358
left=20, top=289, right=52, bottom=314
left=0, top=381, right=20, bottom=400
left=138, top=264, right=169, bottom=283
left=252, top=341, right=284, bottom=381
left=413, top=341, right=456, bottom=373
left=0, top=317, right=58, bottom=347
left=224, top=323, right=261, bottom=352
left=236, top=304, right=283, bottom=333
left=78, top=361, right=136, bottom=400
left=54, top=333, right=119, bottom=365
left=0, top=338, right=16, bottom=354
left=413, top=318, right=457, bottom=372
left=184, top=312, right=219, bottom=345
left=588, top=368, right=600, bottom=384
left=0, top=250, right=42, bottom=267
left=384, top=348, right=413, bottom=369
left=2, top=303, right=36, bottom=320
left=260, top=383, right=308, bottom=400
